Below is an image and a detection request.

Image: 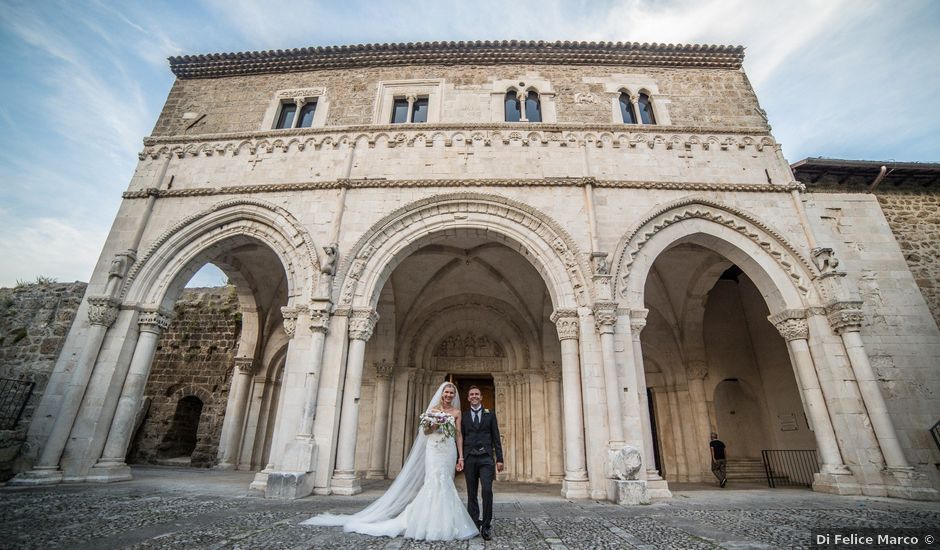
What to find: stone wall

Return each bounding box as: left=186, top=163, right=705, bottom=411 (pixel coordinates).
left=128, top=286, right=241, bottom=468
left=0, top=282, right=86, bottom=480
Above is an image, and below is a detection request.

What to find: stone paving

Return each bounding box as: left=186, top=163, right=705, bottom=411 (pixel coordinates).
left=1, top=467, right=937, bottom=549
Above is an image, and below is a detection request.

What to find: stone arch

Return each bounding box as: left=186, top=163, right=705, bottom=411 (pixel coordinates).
left=122, top=198, right=321, bottom=311
left=613, top=196, right=821, bottom=314
left=166, top=383, right=214, bottom=404
left=335, top=193, right=589, bottom=310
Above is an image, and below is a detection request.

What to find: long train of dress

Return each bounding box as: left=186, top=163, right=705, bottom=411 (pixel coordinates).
left=304, top=425, right=478, bottom=541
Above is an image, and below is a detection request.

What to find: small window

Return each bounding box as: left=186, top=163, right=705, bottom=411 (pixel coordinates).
left=638, top=93, right=656, bottom=125
left=275, top=102, right=296, bottom=129
left=504, top=91, right=521, bottom=122
left=619, top=93, right=637, bottom=124
left=412, top=97, right=429, bottom=123
left=390, top=96, right=429, bottom=124
left=297, top=101, right=317, bottom=128
left=391, top=98, right=409, bottom=124
left=525, top=91, right=541, bottom=122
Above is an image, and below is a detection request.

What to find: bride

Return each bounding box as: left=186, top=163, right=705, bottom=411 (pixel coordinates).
left=303, top=381, right=479, bottom=541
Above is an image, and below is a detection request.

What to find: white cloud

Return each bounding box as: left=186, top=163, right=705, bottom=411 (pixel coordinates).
left=0, top=214, right=108, bottom=286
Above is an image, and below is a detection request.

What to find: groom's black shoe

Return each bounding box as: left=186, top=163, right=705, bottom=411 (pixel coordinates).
left=481, top=526, right=492, bottom=540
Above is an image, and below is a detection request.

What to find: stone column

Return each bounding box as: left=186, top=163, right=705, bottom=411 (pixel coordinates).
left=216, top=357, right=257, bottom=469
left=366, top=361, right=394, bottom=479
left=685, top=361, right=713, bottom=480
left=630, top=310, right=662, bottom=481
left=331, top=308, right=379, bottom=495
left=550, top=309, right=589, bottom=498
left=87, top=309, right=173, bottom=481
left=594, top=302, right=624, bottom=445
left=13, top=296, right=120, bottom=485
left=297, top=307, right=331, bottom=437
left=769, top=310, right=851, bottom=476
left=544, top=362, right=564, bottom=482
left=826, top=302, right=909, bottom=470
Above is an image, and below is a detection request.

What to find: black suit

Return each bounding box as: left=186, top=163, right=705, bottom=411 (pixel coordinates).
left=461, top=407, right=503, bottom=530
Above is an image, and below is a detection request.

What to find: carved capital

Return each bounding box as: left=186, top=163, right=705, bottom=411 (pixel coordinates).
left=348, top=308, right=380, bottom=341
left=543, top=362, right=562, bottom=382
left=138, top=309, right=174, bottom=334
left=685, top=361, right=708, bottom=380
left=374, top=360, right=394, bottom=380
left=826, top=301, right=864, bottom=334
left=629, top=308, right=648, bottom=335
left=550, top=309, right=580, bottom=341
left=769, top=309, right=809, bottom=341
left=235, top=357, right=256, bottom=375
left=309, top=308, right=331, bottom=334
left=281, top=305, right=305, bottom=339
left=593, top=301, right=618, bottom=334
left=87, top=296, right=121, bottom=327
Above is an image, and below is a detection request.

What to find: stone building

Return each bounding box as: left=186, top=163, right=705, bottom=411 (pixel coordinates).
left=10, top=41, right=939, bottom=501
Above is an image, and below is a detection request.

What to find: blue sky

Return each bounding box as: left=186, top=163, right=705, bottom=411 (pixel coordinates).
left=1, top=0, right=938, bottom=287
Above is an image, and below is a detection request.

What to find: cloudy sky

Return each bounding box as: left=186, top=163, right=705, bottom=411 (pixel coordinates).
left=0, top=0, right=938, bottom=287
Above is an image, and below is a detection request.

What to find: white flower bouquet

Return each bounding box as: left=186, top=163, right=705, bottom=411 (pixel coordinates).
left=420, top=411, right=456, bottom=438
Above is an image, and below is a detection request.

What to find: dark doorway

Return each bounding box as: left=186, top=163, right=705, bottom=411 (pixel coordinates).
left=648, top=388, right=663, bottom=474
left=451, top=375, right=495, bottom=414
left=158, top=395, right=204, bottom=459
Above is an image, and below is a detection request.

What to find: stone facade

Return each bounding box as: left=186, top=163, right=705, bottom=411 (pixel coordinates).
left=12, top=41, right=939, bottom=502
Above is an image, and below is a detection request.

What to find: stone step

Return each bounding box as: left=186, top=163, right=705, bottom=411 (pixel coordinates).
left=152, top=456, right=192, bottom=467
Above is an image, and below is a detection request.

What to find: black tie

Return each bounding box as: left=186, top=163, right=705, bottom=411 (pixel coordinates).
left=474, top=410, right=481, bottom=427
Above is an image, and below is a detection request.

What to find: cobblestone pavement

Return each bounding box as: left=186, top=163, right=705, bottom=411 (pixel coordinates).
left=1, top=467, right=937, bottom=549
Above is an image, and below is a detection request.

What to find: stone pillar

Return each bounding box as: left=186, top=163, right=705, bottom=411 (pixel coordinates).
left=366, top=361, right=394, bottom=479
left=550, top=309, right=590, bottom=498
left=544, top=362, right=565, bottom=482
left=594, top=302, right=624, bottom=445
left=297, top=307, right=331, bottom=437
left=216, top=357, right=256, bottom=469
left=331, top=308, right=379, bottom=495
left=87, top=309, right=173, bottom=482
left=685, top=361, right=713, bottom=480
left=769, top=310, right=856, bottom=492
left=826, top=302, right=907, bottom=469
left=13, top=296, right=120, bottom=485
left=629, top=310, right=662, bottom=481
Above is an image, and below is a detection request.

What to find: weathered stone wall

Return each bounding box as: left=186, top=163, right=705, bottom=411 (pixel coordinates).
left=874, top=192, right=940, bottom=328
left=152, top=64, right=768, bottom=136
left=0, top=282, right=86, bottom=480
left=128, top=286, right=241, bottom=468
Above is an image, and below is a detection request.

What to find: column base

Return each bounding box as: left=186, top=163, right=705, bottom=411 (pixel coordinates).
left=561, top=478, right=590, bottom=499
left=86, top=462, right=133, bottom=483
left=265, top=471, right=316, bottom=499
left=8, top=467, right=63, bottom=486
left=365, top=469, right=386, bottom=480
left=249, top=469, right=271, bottom=496
left=330, top=471, right=362, bottom=495
left=612, top=480, right=650, bottom=505
left=884, top=467, right=940, bottom=501
left=812, top=471, right=861, bottom=496
left=213, top=462, right=237, bottom=471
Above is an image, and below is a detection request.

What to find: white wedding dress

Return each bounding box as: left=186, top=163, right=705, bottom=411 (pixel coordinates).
left=303, top=384, right=479, bottom=541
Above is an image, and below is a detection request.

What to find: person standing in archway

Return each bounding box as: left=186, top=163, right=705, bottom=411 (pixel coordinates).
left=710, top=432, right=728, bottom=487
left=461, top=385, right=504, bottom=540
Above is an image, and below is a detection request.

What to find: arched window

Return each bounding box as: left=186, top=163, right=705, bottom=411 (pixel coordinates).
left=525, top=90, right=541, bottom=122
left=619, top=92, right=637, bottom=124
left=638, top=93, right=656, bottom=125
left=504, top=91, right=522, bottom=122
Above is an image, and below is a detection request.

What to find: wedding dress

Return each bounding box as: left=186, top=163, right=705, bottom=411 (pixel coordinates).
left=303, top=383, right=479, bottom=541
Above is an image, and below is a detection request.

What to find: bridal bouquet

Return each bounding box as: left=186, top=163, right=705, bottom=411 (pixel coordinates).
left=420, top=411, right=456, bottom=438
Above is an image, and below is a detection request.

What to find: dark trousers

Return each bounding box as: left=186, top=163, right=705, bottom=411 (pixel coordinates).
left=464, top=454, right=495, bottom=529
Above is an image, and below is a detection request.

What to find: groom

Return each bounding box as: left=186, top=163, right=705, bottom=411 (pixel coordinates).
left=459, top=386, right=503, bottom=541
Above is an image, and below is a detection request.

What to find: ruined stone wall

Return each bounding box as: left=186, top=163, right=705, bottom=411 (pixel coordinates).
left=873, top=191, right=940, bottom=328
left=0, top=282, right=85, bottom=479
left=128, top=286, right=241, bottom=467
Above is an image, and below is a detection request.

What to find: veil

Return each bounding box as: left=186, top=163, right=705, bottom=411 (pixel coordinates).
left=304, top=381, right=459, bottom=527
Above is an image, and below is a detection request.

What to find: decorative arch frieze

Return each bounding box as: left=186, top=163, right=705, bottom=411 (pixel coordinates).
left=334, top=192, right=590, bottom=310
left=612, top=196, right=824, bottom=306
left=121, top=198, right=321, bottom=308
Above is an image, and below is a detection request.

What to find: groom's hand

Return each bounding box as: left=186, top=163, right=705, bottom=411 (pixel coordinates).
left=456, top=458, right=464, bottom=472
left=496, top=462, right=504, bottom=472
